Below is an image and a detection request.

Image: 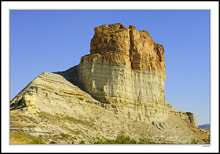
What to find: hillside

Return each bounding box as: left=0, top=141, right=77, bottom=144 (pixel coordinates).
left=10, top=23, right=210, bottom=144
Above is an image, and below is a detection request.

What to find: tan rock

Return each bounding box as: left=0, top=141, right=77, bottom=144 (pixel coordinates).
left=10, top=23, right=205, bottom=144
left=10, top=72, right=207, bottom=144
left=74, top=23, right=167, bottom=122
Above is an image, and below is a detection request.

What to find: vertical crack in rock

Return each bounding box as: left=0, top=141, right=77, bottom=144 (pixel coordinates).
left=129, top=25, right=135, bottom=70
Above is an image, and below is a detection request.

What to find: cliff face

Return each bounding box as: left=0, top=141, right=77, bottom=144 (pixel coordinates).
left=10, top=23, right=205, bottom=144
left=89, top=24, right=165, bottom=76
left=72, top=23, right=175, bottom=122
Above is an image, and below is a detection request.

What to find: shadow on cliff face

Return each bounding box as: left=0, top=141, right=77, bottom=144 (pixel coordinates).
left=53, top=66, right=101, bottom=103
left=53, top=65, right=84, bottom=90
left=53, top=66, right=111, bottom=106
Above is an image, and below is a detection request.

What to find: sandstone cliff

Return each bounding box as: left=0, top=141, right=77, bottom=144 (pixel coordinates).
left=65, top=23, right=195, bottom=124
left=10, top=23, right=208, bottom=144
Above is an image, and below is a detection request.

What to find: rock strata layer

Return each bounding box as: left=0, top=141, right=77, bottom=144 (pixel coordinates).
left=10, top=23, right=206, bottom=144
left=10, top=72, right=207, bottom=144
left=68, top=23, right=194, bottom=124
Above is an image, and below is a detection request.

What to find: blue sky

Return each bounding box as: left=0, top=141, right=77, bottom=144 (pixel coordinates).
left=10, top=10, right=210, bottom=125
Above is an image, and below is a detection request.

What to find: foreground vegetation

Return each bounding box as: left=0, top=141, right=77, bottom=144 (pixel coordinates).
left=10, top=131, right=209, bottom=144
left=94, top=135, right=158, bottom=144
left=10, top=131, right=46, bottom=144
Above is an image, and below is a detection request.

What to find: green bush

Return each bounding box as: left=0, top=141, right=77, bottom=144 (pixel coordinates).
left=75, top=130, right=81, bottom=135
left=94, top=135, right=137, bottom=144
left=191, top=139, right=199, bottom=144
left=79, top=140, right=85, bottom=144
left=60, top=133, right=70, bottom=139
left=30, top=138, right=46, bottom=144
left=202, top=138, right=210, bottom=144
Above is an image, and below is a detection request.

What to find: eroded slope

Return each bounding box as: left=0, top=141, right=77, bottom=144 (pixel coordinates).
left=10, top=72, right=209, bottom=144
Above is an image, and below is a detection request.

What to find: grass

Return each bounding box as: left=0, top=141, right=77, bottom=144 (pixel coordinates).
left=94, top=134, right=157, bottom=144
left=79, top=140, right=85, bottom=144
left=38, top=112, right=94, bottom=129
left=190, top=138, right=209, bottom=144
left=191, top=137, right=210, bottom=144
left=10, top=130, right=46, bottom=144
left=75, top=130, right=81, bottom=135
left=202, top=138, right=210, bottom=144
left=60, top=133, right=71, bottom=139
left=191, top=139, right=200, bottom=144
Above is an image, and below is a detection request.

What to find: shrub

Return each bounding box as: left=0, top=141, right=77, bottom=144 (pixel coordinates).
left=75, top=130, right=81, bottom=135
left=79, top=140, right=85, bottom=144
left=191, top=139, right=199, bottom=144
left=60, top=133, right=70, bottom=139
left=202, top=138, right=210, bottom=144
left=94, top=135, right=137, bottom=144
left=30, top=138, right=46, bottom=144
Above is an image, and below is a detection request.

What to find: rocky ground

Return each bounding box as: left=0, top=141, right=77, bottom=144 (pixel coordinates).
left=10, top=72, right=210, bottom=144
left=10, top=23, right=210, bottom=144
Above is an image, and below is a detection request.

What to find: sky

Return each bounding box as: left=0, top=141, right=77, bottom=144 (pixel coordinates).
left=10, top=10, right=210, bottom=125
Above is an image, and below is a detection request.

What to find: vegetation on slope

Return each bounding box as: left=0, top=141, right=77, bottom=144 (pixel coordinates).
left=10, top=131, right=46, bottom=144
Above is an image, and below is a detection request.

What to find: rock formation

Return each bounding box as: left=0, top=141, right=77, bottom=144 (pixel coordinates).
left=65, top=23, right=195, bottom=124
left=10, top=23, right=208, bottom=144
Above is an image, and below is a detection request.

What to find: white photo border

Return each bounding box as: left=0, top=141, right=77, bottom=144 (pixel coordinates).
left=1, top=1, right=219, bottom=153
